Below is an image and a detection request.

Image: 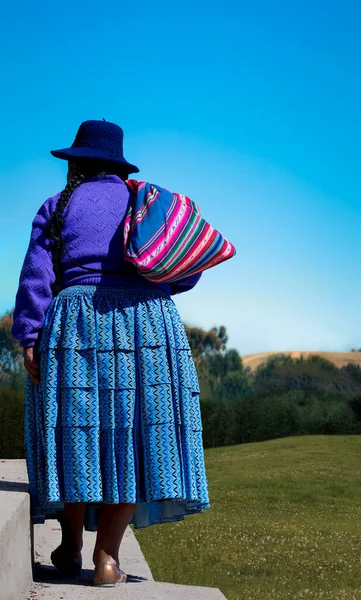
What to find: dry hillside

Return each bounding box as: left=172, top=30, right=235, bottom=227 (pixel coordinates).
left=242, top=351, right=361, bottom=372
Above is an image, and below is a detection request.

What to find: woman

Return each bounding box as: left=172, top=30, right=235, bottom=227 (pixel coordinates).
left=12, top=119, right=210, bottom=587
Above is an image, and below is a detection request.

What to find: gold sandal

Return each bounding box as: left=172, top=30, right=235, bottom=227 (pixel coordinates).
left=50, top=545, right=82, bottom=576
left=93, top=561, right=127, bottom=587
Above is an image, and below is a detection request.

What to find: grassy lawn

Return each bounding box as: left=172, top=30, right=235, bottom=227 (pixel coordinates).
left=133, top=436, right=361, bottom=600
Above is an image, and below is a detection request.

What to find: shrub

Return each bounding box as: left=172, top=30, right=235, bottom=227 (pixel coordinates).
left=0, top=387, right=25, bottom=458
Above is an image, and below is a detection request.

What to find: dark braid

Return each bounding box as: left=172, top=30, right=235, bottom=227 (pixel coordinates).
left=46, top=174, right=85, bottom=296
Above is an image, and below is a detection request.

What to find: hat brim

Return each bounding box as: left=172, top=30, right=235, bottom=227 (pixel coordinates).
left=50, top=146, right=139, bottom=174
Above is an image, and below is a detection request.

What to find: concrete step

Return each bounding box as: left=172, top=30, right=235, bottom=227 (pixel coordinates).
left=0, top=483, right=32, bottom=600
left=29, top=581, right=226, bottom=600
left=29, top=519, right=225, bottom=600
left=0, top=460, right=227, bottom=600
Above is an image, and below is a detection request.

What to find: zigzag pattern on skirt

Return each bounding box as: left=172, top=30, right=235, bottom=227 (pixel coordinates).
left=25, top=285, right=210, bottom=529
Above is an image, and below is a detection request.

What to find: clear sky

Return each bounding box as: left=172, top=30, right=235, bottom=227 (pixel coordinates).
left=0, top=1, right=360, bottom=355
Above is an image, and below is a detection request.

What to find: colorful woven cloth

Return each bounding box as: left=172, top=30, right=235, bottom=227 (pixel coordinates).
left=25, top=285, right=210, bottom=529
left=125, top=180, right=236, bottom=283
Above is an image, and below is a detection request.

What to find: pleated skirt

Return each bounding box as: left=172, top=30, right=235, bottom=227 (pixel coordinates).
left=25, top=285, right=210, bottom=530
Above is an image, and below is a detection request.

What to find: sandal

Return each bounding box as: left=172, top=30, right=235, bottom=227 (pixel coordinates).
left=50, top=545, right=82, bottom=576
left=93, top=561, right=127, bottom=586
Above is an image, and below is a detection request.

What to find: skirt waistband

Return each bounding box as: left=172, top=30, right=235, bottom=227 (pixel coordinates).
left=57, top=284, right=170, bottom=301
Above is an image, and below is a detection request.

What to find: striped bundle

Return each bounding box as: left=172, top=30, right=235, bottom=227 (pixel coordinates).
left=124, top=180, right=236, bottom=283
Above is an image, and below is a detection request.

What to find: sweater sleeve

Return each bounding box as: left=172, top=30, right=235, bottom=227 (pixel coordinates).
left=12, top=200, right=55, bottom=348
left=169, top=272, right=202, bottom=295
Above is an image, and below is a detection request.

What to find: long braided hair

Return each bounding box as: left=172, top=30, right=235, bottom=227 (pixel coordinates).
left=46, top=160, right=130, bottom=296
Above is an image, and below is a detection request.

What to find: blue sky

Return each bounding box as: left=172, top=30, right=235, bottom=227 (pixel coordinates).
left=1, top=0, right=360, bottom=355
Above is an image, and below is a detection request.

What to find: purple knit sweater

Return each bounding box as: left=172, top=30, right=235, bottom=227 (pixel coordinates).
left=12, top=175, right=201, bottom=348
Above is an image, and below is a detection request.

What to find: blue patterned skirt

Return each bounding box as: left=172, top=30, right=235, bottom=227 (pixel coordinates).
left=25, top=285, right=210, bottom=530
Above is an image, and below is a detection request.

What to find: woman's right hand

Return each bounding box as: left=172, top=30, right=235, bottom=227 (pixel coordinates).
left=23, top=347, right=40, bottom=385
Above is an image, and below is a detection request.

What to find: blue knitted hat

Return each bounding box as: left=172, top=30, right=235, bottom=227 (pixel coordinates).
left=50, top=119, right=139, bottom=173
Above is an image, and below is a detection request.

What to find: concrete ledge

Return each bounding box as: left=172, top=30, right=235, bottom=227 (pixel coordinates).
left=0, top=487, right=32, bottom=600
left=30, top=579, right=227, bottom=599
left=0, top=460, right=227, bottom=600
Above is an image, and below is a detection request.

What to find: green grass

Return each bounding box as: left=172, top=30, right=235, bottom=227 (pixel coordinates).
left=133, top=436, right=361, bottom=600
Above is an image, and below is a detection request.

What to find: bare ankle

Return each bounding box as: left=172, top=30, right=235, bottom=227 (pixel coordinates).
left=93, top=547, right=119, bottom=567
left=61, top=539, right=83, bottom=553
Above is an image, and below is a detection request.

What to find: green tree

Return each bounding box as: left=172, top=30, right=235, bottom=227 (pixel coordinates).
left=342, top=363, right=361, bottom=384
left=184, top=325, right=228, bottom=365
left=201, top=348, right=252, bottom=400
left=0, top=310, right=26, bottom=388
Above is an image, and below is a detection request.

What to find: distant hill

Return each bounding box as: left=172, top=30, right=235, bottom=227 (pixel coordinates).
left=242, top=351, right=361, bottom=372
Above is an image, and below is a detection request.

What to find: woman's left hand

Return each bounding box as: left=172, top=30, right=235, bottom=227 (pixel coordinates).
left=23, top=347, right=40, bottom=385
